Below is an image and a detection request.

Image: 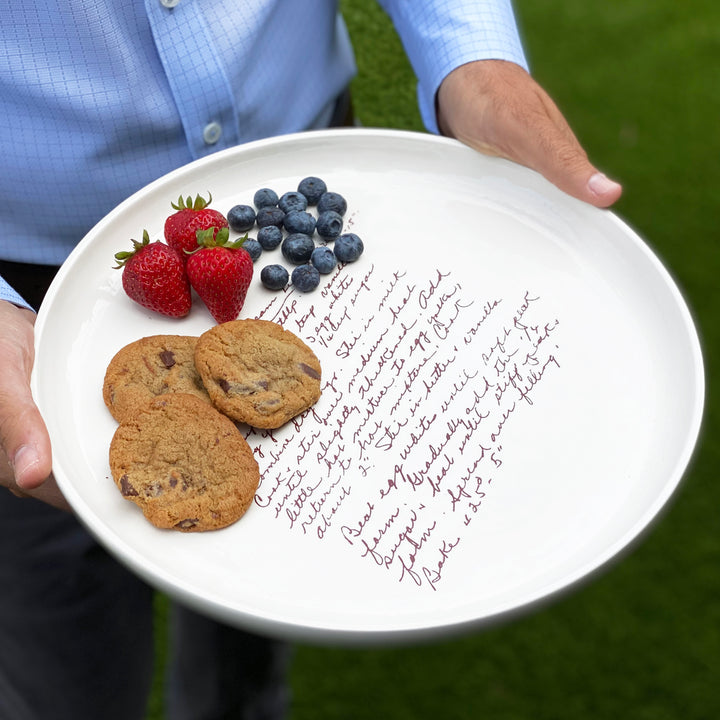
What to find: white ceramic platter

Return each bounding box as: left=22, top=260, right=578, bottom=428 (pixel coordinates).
left=32, top=129, right=704, bottom=644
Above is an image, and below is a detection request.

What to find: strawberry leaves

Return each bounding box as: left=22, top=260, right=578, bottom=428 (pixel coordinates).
left=189, top=226, right=248, bottom=252
left=170, top=191, right=214, bottom=212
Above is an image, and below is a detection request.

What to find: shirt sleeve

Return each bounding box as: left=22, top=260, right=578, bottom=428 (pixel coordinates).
left=0, top=276, right=34, bottom=312
left=377, top=0, right=529, bottom=133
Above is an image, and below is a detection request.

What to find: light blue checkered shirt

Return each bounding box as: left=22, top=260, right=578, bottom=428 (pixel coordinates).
left=0, top=0, right=526, bottom=308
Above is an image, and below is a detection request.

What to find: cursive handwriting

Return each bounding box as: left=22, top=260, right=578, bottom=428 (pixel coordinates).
left=250, top=261, right=562, bottom=592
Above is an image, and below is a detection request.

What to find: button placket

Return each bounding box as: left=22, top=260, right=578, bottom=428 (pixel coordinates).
left=144, top=0, right=239, bottom=158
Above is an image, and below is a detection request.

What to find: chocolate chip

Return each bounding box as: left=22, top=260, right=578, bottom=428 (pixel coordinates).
left=159, top=350, right=176, bottom=369
left=120, top=474, right=139, bottom=497
left=238, top=382, right=267, bottom=395
left=257, top=397, right=282, bottom=414
left=298, top=362, right=320, bottom=380
left=175, top=518, right=199, bottom=530
left=222, top=380, right=269, bottom=396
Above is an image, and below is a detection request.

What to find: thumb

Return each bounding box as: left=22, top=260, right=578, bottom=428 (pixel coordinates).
left=0, top=307, right=53, bottom=490
left=478, top=81, right=623, bottom=209
left=521, top=130, right=623, bottom=209
left=2, top=397, right=53, bottom=491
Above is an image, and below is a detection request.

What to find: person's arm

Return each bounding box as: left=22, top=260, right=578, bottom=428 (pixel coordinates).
left=0, top=300, right=69, bottom=510
left=377, top=0, right=622, bottom=207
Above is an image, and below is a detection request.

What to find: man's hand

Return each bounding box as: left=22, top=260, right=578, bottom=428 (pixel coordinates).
left=0, top=301, right=69, bottom=510
left=437, top=60, right=623, bottom=208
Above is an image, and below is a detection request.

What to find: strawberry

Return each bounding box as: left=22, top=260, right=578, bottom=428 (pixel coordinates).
left=164, top=192, right=229, bottom=259
left=186, top=227, right=253, bottom=324
left=114, top=230, right=191, bottom=317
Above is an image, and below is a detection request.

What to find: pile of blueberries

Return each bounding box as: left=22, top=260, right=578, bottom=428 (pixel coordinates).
left=226, top=176, right=364, bottom=293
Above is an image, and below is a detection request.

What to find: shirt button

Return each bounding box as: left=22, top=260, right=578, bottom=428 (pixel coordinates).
left=203, top=122, right=222, bottom=145
left=160, top=0, right=180, bottom=8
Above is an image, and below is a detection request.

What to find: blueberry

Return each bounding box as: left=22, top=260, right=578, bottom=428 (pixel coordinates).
left=257, top=225, right=283, bottom=250
left=241, top=238, right=262, bottom=261
left=334, top=233, right=364, bottom=262
left=284, top=210, right=316, bottom=236
left=316, top=210, right=343, bottom=240
left=281, top=233, right=315, bottom=264
left=297, top=176, right=327, bottom=205
left=227, top=204, right=256, bottom=232
left=278, top=191, right=308, bottom=214
left=260, top=264, right=289, bottom=291
left=317, top=191, right=347, bottom=216
left=292, top=264, right=321, bottom=293
left=253, top=188, right=278, bottom=209
left=256, top=206, right=285, bottom=228
left=311, top=245, right=337, bottom=274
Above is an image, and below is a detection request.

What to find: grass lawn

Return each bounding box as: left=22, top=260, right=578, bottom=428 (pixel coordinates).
left=149, top=2, right=720, bottom=717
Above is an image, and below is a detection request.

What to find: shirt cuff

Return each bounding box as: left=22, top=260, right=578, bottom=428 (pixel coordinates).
left=0, top=275, right=34, bottom=311
left=379, top=0, right=529, bottom=134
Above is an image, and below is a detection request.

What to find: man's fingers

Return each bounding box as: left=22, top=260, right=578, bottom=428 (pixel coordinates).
left=436, top=60, right=623, bottom=208
left=512, top=114, right=623, bottom=208
left=6, top=471, right=71, bottom=511
left=0, top=383, right=53, bottom=491
left=518, top=130, right=623, bottom=208
left=0, top=304, right=53, bottom=490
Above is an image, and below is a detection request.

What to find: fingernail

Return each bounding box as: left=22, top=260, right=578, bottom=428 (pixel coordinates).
left=588, top=172, right=622, bottom=197
left=12, top=444, right=40, bottom=487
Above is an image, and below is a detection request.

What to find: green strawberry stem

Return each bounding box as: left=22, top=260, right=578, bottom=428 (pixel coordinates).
left=187, top=226, right=248, bottom=254
left=113, top=229, right=152, bottom=268
left=170, top=191, right=213, bottom=212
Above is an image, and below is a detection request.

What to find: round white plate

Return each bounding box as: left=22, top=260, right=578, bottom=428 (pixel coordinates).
left=32, top=129, right=704, bottom=644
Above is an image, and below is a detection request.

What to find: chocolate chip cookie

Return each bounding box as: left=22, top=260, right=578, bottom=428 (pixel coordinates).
left=109, top=393, right=259, bottom=531
left=103, top=334, right=211, bottom=422
left=195, top=319, right=322, bottom=429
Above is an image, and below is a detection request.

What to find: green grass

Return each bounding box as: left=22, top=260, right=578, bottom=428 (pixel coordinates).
left=149, top=2, right=720, bottom=717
